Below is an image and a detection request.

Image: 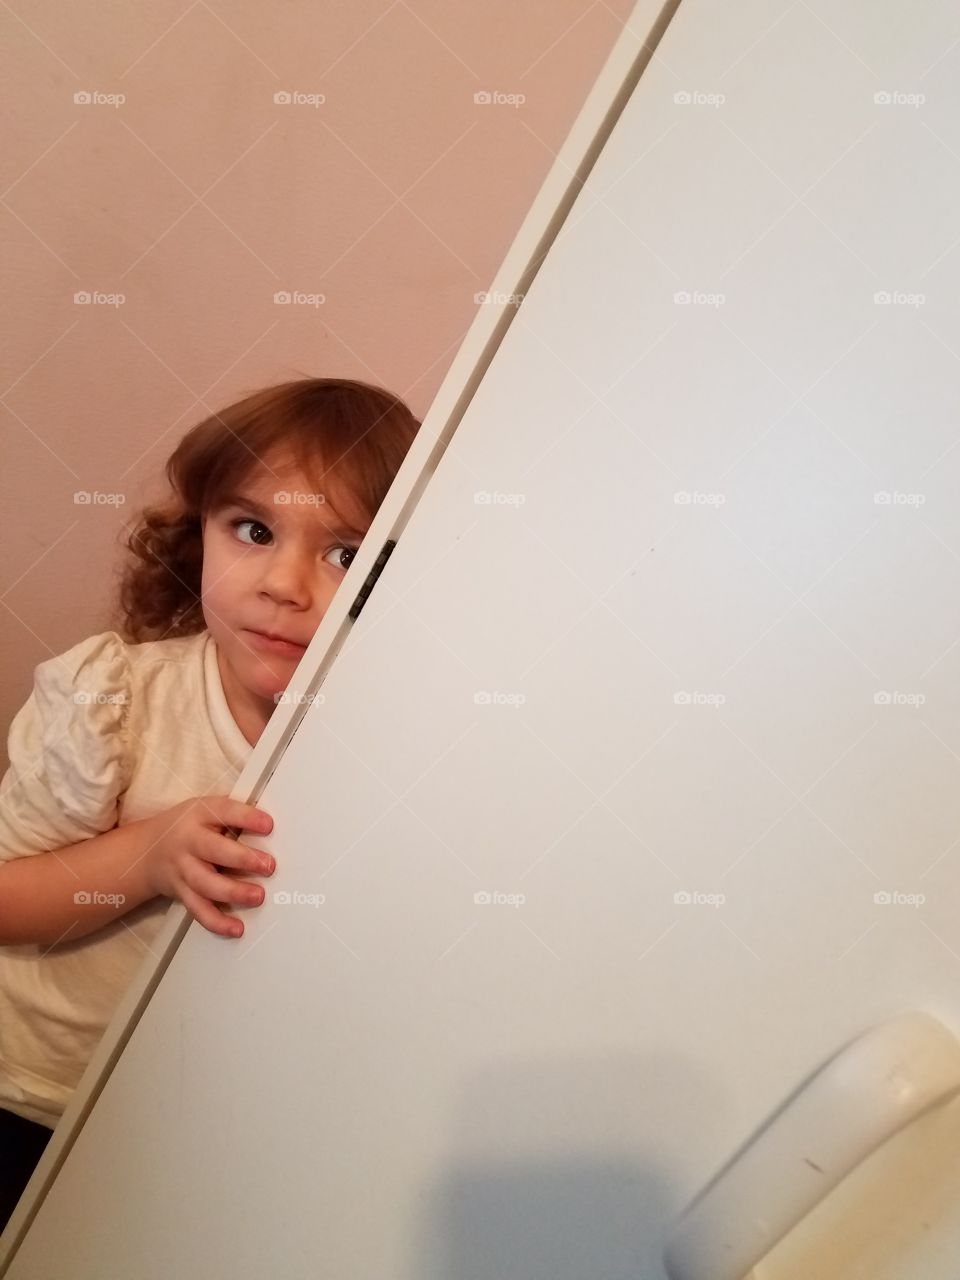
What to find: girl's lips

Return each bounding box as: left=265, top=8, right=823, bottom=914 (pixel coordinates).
left=245, top=629, right=308, bottom=658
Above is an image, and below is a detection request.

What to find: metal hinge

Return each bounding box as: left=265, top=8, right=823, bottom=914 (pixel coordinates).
left=348, top=539, right=397, bottom=619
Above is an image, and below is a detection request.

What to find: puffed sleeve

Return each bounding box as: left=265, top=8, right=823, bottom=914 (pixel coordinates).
left=0, top=631, right=133, bottom=862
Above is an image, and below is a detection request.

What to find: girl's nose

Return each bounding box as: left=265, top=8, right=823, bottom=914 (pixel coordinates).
left=258, top=549, right=313, bottom=607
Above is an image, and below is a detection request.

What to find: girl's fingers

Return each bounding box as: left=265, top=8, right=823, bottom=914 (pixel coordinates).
left=204, top=827, right=275, bottom=878
left=208, top=797, right=273, bottom=837
left=178, top=883, right=245, bottom=938
left=183, top=855, right=266, bottom=909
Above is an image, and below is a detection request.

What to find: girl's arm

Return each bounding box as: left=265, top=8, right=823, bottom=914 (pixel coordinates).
left=0, top=795, right=276, bottom=946
left=0, top=634, right=274, bottom=944
left=0, top=819, right=157, bottom=946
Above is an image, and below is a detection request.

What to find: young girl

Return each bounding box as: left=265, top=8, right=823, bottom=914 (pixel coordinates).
left=0, top=375, right=420, bottom=1228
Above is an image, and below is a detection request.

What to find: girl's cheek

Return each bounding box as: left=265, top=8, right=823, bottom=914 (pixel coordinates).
left=221, top=538, right=249, bottom=569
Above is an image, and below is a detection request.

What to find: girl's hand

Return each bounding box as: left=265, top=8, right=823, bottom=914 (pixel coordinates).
left=141, top=796, right=276, bottom=938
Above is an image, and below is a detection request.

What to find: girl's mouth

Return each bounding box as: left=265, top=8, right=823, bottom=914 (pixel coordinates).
left=244, top=629, right=308, bottom=658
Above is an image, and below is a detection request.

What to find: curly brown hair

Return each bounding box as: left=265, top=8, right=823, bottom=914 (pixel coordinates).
left=113, top=377, right=420, bottom=643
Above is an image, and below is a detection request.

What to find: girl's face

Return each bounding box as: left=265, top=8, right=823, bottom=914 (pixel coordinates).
left=200, top=456, right=370, bottom=745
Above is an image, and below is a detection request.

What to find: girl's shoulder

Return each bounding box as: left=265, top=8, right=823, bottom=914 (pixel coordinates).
left=32, top=628, right=134, bottom=711
left=0, top=629, right=208, bottom=860
left=28, top=630, right=136, bottom=771
left=29, top=626, right=210, bottom=776
left=34, top=628, right=208, bottom=684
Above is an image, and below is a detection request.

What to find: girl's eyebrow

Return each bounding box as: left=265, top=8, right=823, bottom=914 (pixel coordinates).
left=220, top=491, right=364, bottom=538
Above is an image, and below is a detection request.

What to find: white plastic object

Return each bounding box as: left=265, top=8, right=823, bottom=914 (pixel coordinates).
left=662, top=1011, right=960, bottom=1280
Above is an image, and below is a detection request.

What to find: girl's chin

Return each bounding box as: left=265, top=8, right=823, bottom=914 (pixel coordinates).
left=240, top=658, right=292, bottom=695
left=248, top=661, right=306, bottom=697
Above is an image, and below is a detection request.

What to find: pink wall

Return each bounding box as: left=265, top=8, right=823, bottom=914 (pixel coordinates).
left=1, top=0, right=637, bottom=759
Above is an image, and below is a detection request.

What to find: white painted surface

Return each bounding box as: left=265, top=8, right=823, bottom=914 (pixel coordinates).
left=7, top=1, right=960, bottom=1275
left=664, top=1012, right=960, bottom=1280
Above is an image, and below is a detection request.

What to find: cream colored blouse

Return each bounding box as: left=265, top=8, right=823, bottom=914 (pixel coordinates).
left=0, top=629, right=252, bottom=1127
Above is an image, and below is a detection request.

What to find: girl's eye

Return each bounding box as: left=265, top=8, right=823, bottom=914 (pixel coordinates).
left=324, top=545, right=357, bottom=572
left=229, top=517, right=357, bottom=569
left=232, top=518, right=272, bottom=546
